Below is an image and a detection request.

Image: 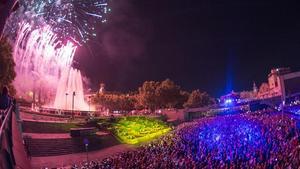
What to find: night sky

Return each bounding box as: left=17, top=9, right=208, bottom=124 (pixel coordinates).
left=2, top=0, right=300, bottom=97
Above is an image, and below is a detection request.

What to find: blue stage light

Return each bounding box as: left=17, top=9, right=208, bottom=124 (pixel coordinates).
left=225, top=99, right=233, bottom=104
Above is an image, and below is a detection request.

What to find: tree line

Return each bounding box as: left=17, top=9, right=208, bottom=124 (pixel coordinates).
left=0, top=38, right=16, bottom=95
left=93, top=79, right=215, bottom=112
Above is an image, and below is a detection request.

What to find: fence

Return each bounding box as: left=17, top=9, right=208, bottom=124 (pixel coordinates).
left=0, top=105, right=15, bottom=169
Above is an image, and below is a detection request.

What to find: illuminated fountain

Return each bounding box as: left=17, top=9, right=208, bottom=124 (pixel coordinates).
left=54, top=68, right=89, bottom=111
left=13, top=22, right=90, bottom=111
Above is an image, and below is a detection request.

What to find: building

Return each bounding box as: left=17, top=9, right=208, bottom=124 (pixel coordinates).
left=280, top=70, right=300, bottom=101
left=253, top=82, right=258, bottom=93
left=98, top=83, right=105, bottom=94
left=258, top=68, right=300, bottom=101
left=258, top=68, right=291, bottom=98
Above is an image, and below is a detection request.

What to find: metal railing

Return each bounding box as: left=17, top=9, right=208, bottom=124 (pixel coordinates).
left=0, top=105, right=16, bottom=169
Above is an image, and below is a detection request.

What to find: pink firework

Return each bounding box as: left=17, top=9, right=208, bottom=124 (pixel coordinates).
left=13, top=22, right=90, bottom=111
left=13, top=22, right=77, bottom=102
left=14, top=22, right=77, bottom=75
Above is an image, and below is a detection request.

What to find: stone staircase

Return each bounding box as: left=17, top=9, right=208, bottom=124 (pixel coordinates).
left=24, top=135, right=120, bottom=157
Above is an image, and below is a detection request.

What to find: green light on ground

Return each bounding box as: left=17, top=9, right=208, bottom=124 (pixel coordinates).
left=113, top=116, right=171, bottom=144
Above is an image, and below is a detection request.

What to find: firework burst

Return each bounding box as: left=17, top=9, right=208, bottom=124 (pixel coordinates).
left=14, top=22, right=77, bottom=76
left=6, top=0, right=110, bottom=45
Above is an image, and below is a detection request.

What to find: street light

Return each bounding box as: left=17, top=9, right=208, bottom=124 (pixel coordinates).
left=88, top=96, right=92, bottom=112
left=72, top=91, right=75, bottom=119
left=65, top=93, right=69, bottom=109
left=87, top=88, right=92, bottom=113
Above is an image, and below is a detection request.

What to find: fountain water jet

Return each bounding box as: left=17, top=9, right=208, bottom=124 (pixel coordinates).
left=54, top=68, right=90, bottom=111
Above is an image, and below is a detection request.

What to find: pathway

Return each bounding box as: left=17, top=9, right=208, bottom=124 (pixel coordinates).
left=30, top=144, right=135, bottom=169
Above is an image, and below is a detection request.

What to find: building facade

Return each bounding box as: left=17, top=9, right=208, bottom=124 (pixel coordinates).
left=258, top=68, right=300, bottom=100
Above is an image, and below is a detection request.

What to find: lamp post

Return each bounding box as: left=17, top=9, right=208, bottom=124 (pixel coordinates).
left=72, top=91, right=75, bottom=119
left=84, top=138, right=89, bottom=163
left=88, top=88, right=92, bottom=112
left=65, top=93, right=69, bottom=109
left=88, top=96, right=91, bottom=112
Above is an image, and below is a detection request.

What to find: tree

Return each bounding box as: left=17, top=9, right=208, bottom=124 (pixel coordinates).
left=155, top=79, right=182, bottom=108
left=0, top=38, right=16, bottom=95
left=176, top=90, right=190, bottom=108
left=93, top=79, right=214, bottom=111
left=119, top=94, right=136, bottom=111
left=136, top=81, right=160, bottom=111
left=137, top=79, right=189, bottom=110
left=184, top=90, right=214, bottom=108
left=93, top=93, right=137, bottom=112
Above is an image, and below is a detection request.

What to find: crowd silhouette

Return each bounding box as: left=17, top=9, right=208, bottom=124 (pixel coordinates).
left=70, top=110, right=300, bottom=169
left=0, top=86, right=12, bottom=126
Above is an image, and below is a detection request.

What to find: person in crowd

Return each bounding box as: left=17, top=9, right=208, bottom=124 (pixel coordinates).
left=0, top=86, right=11, bottom=110
left=0, top=86, right=11, bottom=126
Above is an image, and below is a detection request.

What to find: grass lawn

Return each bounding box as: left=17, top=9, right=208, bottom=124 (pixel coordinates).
left=23, top=121, right=80, bottom=133
left=112, top=116, right=171, bottom=144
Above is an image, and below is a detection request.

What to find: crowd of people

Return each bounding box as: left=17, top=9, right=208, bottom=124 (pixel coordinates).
left=68, top=109, right=300, bottom=169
